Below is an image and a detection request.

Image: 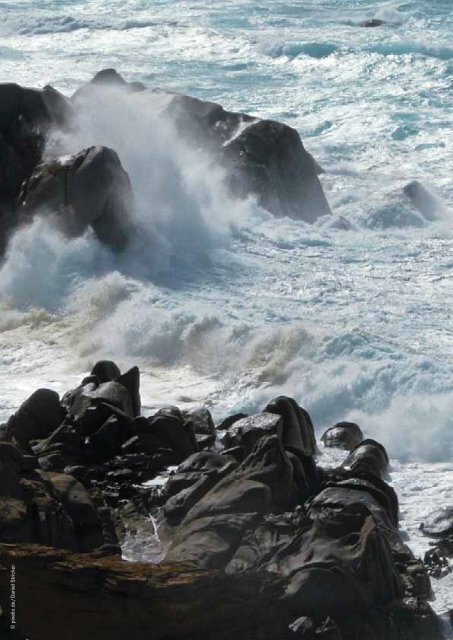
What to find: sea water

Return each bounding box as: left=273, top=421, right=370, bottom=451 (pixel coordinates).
left=0, top=0, right=451, bottom=620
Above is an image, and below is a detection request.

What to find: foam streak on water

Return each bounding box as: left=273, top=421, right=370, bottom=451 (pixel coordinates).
left=0, top=0, right=451, bottom=616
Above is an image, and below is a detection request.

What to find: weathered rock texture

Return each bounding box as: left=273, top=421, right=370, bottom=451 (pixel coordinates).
left=0, top=362, right=443, bottom=640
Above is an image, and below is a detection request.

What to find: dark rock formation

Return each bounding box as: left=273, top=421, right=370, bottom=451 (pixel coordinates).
left=5, top=388, right=64, bottom=448
left=0, top=83, right=73, bottom=253
left=163, top=451, right=238, bottom=525
left=165, top=435, right=302, bottom=569
left=182, top=408, right=216, bottom=449
left=153, top=88, right=331, bottom=222
left=265, top=396, right=317, bottom=455
left=220, top=412, right=283, bottom=455
left=0, top=441, right=109, bottom=552
left=421, top=507, right=453, bottom=579
left=0, top=364, right=444, bottom=640
left=71, top=67, right=147, bottom=101
left=91, top=359, right=122, bottom=383
left=73, top=69, right=331, bottom=223
left=321, top=421, right=363, bottom=451
left=0, top=544, right=288, bottom=640
left=0, top=70, right=331, bottom=257
left=20, top=145, right=135, bottom=250
left=421, top=507, right=453, bottom=539
left=342, top=439, right=389, bottom=481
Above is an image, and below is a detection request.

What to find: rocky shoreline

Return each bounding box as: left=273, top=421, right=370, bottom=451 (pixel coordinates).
left=0, top=69, right=451, bottom=639
left=0, top=360, right=450, bottom=639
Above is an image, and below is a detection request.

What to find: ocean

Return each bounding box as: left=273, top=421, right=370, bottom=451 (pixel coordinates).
left=0, top=0, right=451, bottom=620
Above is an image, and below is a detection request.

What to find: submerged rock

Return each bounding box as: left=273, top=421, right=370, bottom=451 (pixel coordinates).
left=421, top=507, right=453, bottom=539
left=403, top=180, right=443, bottom=220
left=360, top=18, right=386, bottom=27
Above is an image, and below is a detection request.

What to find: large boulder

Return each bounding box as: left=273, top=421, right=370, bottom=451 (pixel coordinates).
left=6, top=388, right=65, bottom=448
left=72, top=68, right=146, bottom=101
left=264, top=396, right=317, bottom=455
left=20, top=145, right=135, bottom=250
left=342, top=439, right=389, bottom=480
left=321, top=422, right=363, bottom=451
left=62, top=367, right=140, bottom=423
left=0, top=83, right=73, bottom=252
left=266, top=503, right=402, bottom=617
left=158, top=88, right=331, bottom=222
left=74, top=69, right=331, bottom=224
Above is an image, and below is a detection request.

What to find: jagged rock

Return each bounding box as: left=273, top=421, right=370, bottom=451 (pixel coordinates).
left=221, top=412, right=283, bottom=455
left=63, top=376, right=137, bottom=423
left=0, top=442, right=76, bottom=548
left=116, top=366, right=141, bottom=417
left=216, top=413, right=248, bottom=431
left=85, top=413, right=133, bottom=463
left=148, top=413, right=197, bottom=463
left=20, top=145, right=135, bottom=250
left=266, top=493, right=402, bottom=616
left=265, top=396, right=317, bottom=455
left=6, top=388, right=64, bottom=447
left=32, top=420, right=80, bottom=459
left=321, top=422, right=363, bottom=451
left=182, top=408, right=216, bottom=448
left=157, top=88, right=331, bottom=222
left=91, top=360, right=122, bottom=383
left=424, top=538, right=453, bottom=578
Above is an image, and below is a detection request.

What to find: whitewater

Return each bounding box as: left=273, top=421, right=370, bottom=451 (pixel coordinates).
left=0, top=0, right=452, bottom=620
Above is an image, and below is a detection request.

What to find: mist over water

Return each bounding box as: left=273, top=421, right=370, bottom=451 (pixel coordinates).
left=0, top=0, right=452, bottom=472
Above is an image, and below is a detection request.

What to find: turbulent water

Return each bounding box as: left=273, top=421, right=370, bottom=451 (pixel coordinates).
left=0, top=0, right=452, bottom=619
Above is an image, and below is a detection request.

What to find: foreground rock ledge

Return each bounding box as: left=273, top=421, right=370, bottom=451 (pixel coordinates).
left=0, top=544, right=443, bottom=640
left=0, top=365, right=446, bottom=640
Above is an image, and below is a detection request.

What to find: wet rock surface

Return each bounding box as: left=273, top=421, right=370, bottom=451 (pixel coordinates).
left=0, top=361, right=444, bottom=639
left=422, top=507, right=453, bottom=580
